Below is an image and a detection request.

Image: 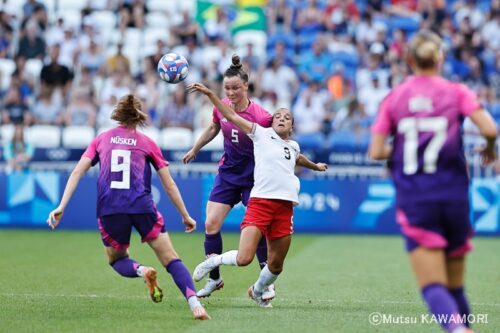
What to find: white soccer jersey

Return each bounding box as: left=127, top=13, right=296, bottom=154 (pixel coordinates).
left=248, top=125, right=300, bottom=204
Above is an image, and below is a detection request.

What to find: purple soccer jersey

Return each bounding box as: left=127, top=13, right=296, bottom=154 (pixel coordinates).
left=371, top=75, right=481, bottom=205
left=212, top=98, right=273, bottom=187
left=83, top=125, right=169, bottom=216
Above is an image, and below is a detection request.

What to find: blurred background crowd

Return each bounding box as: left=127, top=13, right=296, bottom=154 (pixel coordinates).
left=0, top=0, right=499, bottom=171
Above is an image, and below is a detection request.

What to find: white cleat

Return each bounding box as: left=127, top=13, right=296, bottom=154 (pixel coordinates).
left=248, top=286, right=273, bottom=308
left=262, top=283, right=276, bottom=301
left=193, top=255, right=220, bottom=282
left=196, top=278, right=224, bottom=298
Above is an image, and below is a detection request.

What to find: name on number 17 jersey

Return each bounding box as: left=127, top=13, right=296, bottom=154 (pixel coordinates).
left=213, top=99, right=273, bottom=187
left=83, top=125, right=169, bottom=217
left=371, top=75, right=481, bottom=204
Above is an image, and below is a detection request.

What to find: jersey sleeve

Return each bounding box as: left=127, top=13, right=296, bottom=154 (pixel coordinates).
left=82, top=137, right=100, bottom=166
left=256, top=107, right=273, bottom=127
left=371, top=97, right=392, bottom=135
left=148, top=139, right=169, bottom=170
left=457, top=83, right=482, bottom=117
left=212, top=105, right=221, bottom=125
left=247, top=123, right=265, bottom=141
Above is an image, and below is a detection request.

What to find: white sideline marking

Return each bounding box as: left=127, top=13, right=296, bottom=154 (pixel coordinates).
left=1, top=293, right=499, bottom=307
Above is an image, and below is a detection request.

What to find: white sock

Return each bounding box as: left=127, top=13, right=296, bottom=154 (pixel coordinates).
left=187, top=296, right=202, bottom=311
left=136, top=265, right=146, bottom=278
left=253, top=265, right=279, bottom=294
left=218, top=250, right=238, bottom=266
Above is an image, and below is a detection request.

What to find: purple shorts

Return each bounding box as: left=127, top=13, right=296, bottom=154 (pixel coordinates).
left=396, top=201, right=473, bottom=257
left=209, top=174, right=252, bottom=207
left=98, top=211, right=165, bottom=251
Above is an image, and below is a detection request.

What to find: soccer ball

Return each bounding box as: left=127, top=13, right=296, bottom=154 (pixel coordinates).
left=157, top=52, right=189, bottom=84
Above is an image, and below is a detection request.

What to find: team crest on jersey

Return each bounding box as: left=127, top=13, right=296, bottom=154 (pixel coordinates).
left=221, top=118, right=228, bottom=122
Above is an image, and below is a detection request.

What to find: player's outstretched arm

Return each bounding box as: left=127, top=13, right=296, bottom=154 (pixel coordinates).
left=47, top=157, right=92, bottom=230
left=297, top=154, right=328, bottom=171
left=469, top=109, right=498, bottom=165
left=187, top=83, right=253, bottom=134
left=368, top=134, right=392, bottom=160
left=157, top=166, right=196, bottom=233
left=182, top=122, right=221, bottom=164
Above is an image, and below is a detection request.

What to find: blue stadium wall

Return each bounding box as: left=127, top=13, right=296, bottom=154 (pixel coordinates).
left=0, top=172, right=498, bottom=236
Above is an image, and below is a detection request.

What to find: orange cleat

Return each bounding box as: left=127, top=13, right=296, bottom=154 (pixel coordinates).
left=143, top=267, right=163, bottom=303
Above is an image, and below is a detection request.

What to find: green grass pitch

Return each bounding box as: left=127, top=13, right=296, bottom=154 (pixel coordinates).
left=0, top=230, right=498, bottom=333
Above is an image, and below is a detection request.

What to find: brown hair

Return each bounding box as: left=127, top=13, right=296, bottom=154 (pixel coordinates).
left=407, top=30, right=442, bottom=69
left=111, top=94, right=148, bottom=128
left=223, top=54, right=249, bottom=82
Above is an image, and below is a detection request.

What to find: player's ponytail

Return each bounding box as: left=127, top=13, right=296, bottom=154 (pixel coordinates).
left=223, top=54, right=249, bottom=82
left=112, top=94, right=148, bottom=128
left=407, top=30, right=442, bottom=70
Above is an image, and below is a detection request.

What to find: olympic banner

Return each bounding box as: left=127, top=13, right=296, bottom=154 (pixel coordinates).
left=0, top=172, right=498, bottom=235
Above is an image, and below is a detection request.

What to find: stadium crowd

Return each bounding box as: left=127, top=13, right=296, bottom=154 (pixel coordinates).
left=0, top=0, right=499, bottom=158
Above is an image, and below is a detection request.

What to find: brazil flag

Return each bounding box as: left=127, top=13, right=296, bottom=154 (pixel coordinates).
left=196, top=0, right=266, bottom=34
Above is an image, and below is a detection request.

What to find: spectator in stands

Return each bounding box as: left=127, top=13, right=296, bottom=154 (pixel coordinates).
left=160, top=83, right=194, bottom=130
left=333, top=96, right=367, bottom=134
left=11, top=58, right=35, bottom=103
left=358, top=72, right=390, bottom=117
left=57, top=26, right=79, bottom=69
left=324, top=0, right=360, bottom=34
left=298, top=38, right=332, bottom=83
left=482, top=9, right=500, bottom=50
left=171, top=10, right=199, bottom=45
left=135, top=72, right=160, bottom=125
left=389, top=28, right=406, bottom=60
left=3, top=124, right=33, bottom=173
left=105, top=42, right=130, bottom=75
left=295, top=0, right=325, bottom=33
left=454, top=0, right=485, bottom=30
left=203, top=7, right=231, bottom=43
left=356, top=42, right=390, bottom=89
left=1, top=85, right=31, bottom=125
left=0, top=10, right=13, bottom=57
left=17, top=20, right=45, bottom=60
left=266, top=0, right=294, bottom=33
left=31, top=85, right=63, bottom=125
left=242, top=43, right=262, bottom=72
left=385, top=0, right=420, bottom=19
left=261, top=58, right=298, bottom=109
left=61, top=88, right=96, bottom=127
left=418, top=0, right=446, bottom=30
left=22, top=0, right=44, bottom=19
left=292, top=81, right=330, bottom=135
left=79, top=39, right=106, bottom=76
left=40, top=44, right=73, bottom=96
left=118, top=0, right=147, bottom=31
left=266, top=40, right=294, bottom=67
left=21, top=3, right=47, bottom=32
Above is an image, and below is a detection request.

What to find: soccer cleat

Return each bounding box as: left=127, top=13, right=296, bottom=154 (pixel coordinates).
left=192, top=306, right=211, bottom=320
left=196, top=278, right=224, bottom=298
left=261, top=283, right=276, bottom=301
left=143, top=267, right=163, bottom=303
left=193, top=255, right=219, bottom=282
left=248, top=286, right=273, bottom=308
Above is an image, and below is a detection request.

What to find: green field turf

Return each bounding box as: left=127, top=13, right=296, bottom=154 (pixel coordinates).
left=0, top=230, right=498, bottom=333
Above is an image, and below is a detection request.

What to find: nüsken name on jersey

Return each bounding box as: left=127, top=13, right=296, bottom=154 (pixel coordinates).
left=110, top=136, right=137, bottom=146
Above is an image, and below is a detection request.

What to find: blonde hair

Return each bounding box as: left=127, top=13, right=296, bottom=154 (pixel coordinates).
left=407, top=30, right=442, bottom=69
left=111, top=94, right=148, bottom=128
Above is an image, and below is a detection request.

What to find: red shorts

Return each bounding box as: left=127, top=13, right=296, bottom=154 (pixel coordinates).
left=241, top=198, right=294, bottom=240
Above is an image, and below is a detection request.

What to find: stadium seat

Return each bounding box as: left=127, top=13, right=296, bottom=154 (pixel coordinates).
left=145, top=12, right=171, bottom=29
left=56, top=10, right=81, bottom=29
left=194, top=129, right=224, bottom=150
left=0, top=124, right=15, bottom=145
left=143, top=27, right=170, bottom=49
left=0, top=58, right=16, bottom=91
left=139, top=126, right=160, bottom=142
left=296, top=133, right=324, bottom=150
left=147, top=0, right=172, bottom=12
left=25, top=125, right=61, bottom=148
left=160, top=127, right=193, bottom=149
left=58, top=0, right=88, bottom=12
left=90, top=10, right=117, bottom=32
left=25, top=58, right=43, bottom=79
left=234, top=30, right=268, bottom=55
left=62, top=126, right=95, bottom=148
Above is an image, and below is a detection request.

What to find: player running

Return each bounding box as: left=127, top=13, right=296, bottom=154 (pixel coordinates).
left=187, top=82, right=327, bottom=308
left=47, top=94, right=210, bottom=320
left=183, top=54, right=325, bottom=299
left=369, top=30, right=497, bottom=333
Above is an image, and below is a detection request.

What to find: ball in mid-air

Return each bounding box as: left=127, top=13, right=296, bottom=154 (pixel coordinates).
left=157, top=52, right=189, bottom=83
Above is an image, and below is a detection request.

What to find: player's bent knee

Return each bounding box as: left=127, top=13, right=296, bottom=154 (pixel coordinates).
left=236, top=253, right=253, bottom=266
left=267, top=262, right=283, bottom=274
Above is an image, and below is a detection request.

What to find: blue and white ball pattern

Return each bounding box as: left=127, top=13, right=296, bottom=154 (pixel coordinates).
left=157, top=53, right=189, bottom=83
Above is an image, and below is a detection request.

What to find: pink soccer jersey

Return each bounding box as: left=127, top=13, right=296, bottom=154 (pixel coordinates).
left=83, top=125, right=169, bottom=216
left=371, top=75, right=481, bottom=204
left=212, top=98, right=273, bottom=187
